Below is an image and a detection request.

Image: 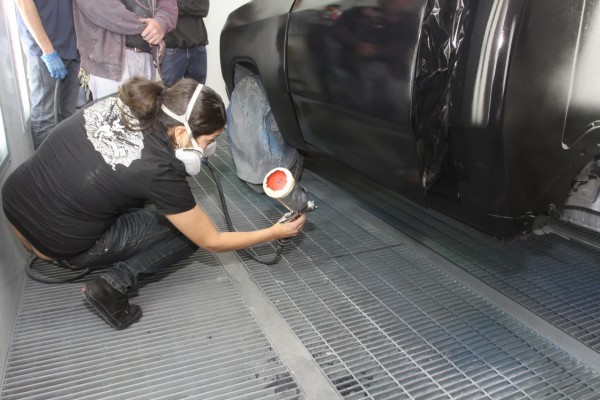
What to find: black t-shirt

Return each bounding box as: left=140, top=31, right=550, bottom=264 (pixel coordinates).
left=2, top=97, right=197, bottom=258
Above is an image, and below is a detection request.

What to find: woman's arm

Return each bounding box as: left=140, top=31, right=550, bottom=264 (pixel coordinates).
left=166, top=204, right=306, bottom=252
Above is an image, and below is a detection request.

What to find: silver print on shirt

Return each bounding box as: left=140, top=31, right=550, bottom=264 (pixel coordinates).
left=83, top=97, right=145, bottom=170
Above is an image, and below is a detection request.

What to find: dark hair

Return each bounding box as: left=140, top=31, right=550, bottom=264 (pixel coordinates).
left=118, top=77, right=227, bottom=138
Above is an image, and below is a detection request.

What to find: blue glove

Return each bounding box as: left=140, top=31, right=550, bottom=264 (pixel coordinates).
left=41, top=51, right=67, bottom=79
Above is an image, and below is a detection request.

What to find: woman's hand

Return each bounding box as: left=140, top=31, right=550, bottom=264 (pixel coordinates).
left=168, top=205, right=309, bottom=252
left=272, top=214, right=307, bottom=239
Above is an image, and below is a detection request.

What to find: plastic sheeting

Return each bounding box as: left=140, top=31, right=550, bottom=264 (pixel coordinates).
left=413, top=0, right=470, bottom=191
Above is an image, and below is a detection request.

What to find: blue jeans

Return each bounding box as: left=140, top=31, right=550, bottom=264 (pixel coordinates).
left=27, top=55, right=80, bottom=149
left=226, top=74, right=300, bottom=187
left=66, top=209, right=198, bottom=294
left=159, top=45, right=207, bottom=86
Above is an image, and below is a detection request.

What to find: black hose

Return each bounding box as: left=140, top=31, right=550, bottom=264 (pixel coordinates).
left=26, top=255, right=91, bottom=284
left=53, top=76, right=60, bottom=127
left=205, top=160, right=286, bottom=265
left=53, top=59, right=73, bottom=127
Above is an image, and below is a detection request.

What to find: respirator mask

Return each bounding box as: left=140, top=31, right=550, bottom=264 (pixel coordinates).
left=161, top=84, right=216, bottom=175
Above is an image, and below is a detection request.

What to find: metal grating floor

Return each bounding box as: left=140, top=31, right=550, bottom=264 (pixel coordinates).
left=2, top=252, right=304, bottom=399
left=305, top=158, right=600, bottom=354
left=3, top=134, right=600, bottom=399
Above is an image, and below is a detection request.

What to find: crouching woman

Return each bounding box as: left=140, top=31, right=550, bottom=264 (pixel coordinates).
left=2, top=77, right=306, bottom=330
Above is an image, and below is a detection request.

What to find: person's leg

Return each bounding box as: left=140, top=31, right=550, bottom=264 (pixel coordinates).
left=159, top=48, right=187, bottom=86
left=68, top=209, right=198, bottom=329
left=27, top=56, right=58, bottom=149
left=68, top=209, right=198, bottom=293
left=57, top=59, right=81, bottom=122
left=185, top=45, right=207, bottom=85
left=103, top=224, right=198, bottom=294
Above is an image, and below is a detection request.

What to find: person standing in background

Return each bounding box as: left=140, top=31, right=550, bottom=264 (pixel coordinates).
left=160, top=0, right=209, bottom=86
left=15, top=0, right=80, bottom=150
left=73, top=0, right=178, bottom=99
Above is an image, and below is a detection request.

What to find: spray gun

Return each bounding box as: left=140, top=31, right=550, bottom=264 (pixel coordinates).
left=262, top=167, right=316, bottom=248
left=263, top=167, right=317, bottom=224
left=204, top=163, right=315, bottom=264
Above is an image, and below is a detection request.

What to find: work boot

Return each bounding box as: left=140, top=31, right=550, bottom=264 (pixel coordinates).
left=82, top=277, right=142, bottom=330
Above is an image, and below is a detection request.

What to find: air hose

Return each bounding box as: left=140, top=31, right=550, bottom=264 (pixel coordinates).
left=204, top=161, right=287, bottom=265
left=53, top=59, right=74, bottom=127
left=26, top=255, right=91, bottom=284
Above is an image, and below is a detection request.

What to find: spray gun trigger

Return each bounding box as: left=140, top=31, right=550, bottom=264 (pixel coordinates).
left=277, top=201, right=317, bottom=223
left=278, top=211, right=298, bottom=223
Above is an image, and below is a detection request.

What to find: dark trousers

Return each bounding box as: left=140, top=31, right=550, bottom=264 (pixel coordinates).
left=159, top=45, right=207, bottom=86
left=67, top=209, right=198, bottom=294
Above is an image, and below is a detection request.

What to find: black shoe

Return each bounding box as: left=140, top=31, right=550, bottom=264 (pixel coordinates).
left=82, top=278, right=142, bottom=330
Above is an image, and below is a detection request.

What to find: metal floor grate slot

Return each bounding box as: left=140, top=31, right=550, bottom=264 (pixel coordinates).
left=4, top=134, right=600, bottom=399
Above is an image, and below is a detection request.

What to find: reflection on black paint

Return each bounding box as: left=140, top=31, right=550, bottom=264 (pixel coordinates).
left=296, top=0, right=474, bottom=191
left=306, top=4, right=342, bottom=102
left=306, top=0, right=419, bottom=122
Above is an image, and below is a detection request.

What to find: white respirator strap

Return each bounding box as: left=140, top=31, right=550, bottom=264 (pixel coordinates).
left=161, top=83, right=204, bottom=150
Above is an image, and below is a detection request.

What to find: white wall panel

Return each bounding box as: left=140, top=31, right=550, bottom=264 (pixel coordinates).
left=205, top=0, right=251, bottom=104
left=0, top=0, right=34, bottom=385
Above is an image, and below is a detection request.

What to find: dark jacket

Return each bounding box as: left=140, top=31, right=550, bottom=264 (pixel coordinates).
left=164, top=0, right=209, bottom=48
